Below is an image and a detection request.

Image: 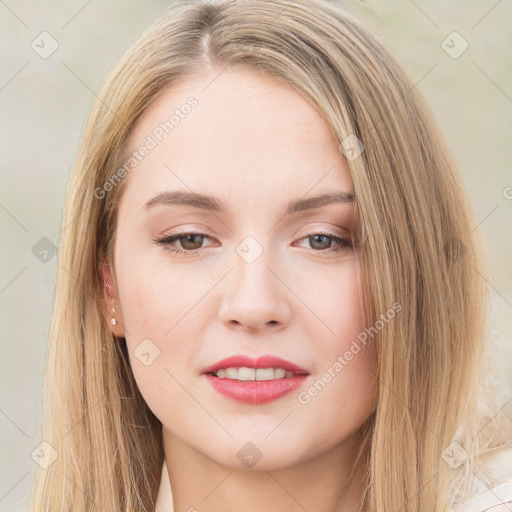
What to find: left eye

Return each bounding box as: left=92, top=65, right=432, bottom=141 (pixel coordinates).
left=153, top=231, right=352, bottom=256
left=294, top=232, right=353, bottom=253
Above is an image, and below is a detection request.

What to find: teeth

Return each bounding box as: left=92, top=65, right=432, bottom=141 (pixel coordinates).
left=225, top=367, right=239, bottom=379
left=213, top=367, right=296, bottom=381
left=238, top=367, right=255, bottom=381
left=275, top=368, right=287, bottom=379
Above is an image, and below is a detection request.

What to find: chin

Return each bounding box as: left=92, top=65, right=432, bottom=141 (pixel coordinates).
left=199, top=434, right=310, bottom=471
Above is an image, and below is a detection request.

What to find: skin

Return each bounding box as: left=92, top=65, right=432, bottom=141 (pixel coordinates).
left=100, top=67, right=378, bottom=512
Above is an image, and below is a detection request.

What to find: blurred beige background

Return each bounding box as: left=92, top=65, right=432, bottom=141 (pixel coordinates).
left=1, top=1, right=510, bottom=510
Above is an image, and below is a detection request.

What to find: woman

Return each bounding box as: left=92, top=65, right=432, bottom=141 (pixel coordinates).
left=31, top=0, right=511, bottom=510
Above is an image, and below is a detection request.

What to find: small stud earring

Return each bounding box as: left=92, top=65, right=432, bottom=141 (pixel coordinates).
left=111, top=307, right=117, bottom=326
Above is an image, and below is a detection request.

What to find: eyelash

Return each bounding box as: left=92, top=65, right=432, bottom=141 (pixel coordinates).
left=152, top=230, right=353, bottom=257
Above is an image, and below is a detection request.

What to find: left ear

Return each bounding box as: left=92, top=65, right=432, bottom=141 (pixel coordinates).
left=97, top=247, right=126, bottom=338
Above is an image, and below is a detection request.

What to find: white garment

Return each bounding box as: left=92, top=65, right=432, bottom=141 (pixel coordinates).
left=155, top=458, right=174, bottom=512
left=154, top=448, right=512, bottom=512
left=452, top=445, right=512, bottom=512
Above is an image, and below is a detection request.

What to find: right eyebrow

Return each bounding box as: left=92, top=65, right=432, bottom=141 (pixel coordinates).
left=143, top=190, right=228, bottom=212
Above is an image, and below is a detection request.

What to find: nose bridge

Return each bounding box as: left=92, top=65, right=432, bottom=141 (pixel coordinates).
left=232, top=233, right=280, bottom=303
left=218, top=234, right=290, bottom=331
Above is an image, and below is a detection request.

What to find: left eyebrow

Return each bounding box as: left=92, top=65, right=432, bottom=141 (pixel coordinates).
left=142, top=190, right=355, bottom=215
left=285, top=191, right=355, bottom=214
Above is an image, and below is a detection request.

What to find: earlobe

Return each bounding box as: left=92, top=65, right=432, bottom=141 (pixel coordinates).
left=101, top=261, right=117, bottom=300
left=97, top=249, right=126, bottom=338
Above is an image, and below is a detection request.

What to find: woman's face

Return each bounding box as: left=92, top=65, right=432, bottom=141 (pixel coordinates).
left=105, top=67, right=377, bottom=470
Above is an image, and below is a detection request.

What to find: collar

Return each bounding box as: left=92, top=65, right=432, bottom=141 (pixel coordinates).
left=154, top=458, right=174, bottom=512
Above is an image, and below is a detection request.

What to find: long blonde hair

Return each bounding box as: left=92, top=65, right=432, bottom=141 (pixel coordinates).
left=31, top=0, right=496, bottom=510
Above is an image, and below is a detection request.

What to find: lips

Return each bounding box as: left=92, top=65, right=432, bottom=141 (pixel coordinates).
left=201, top=354, right=310, bottom=375
left=201, top=354, right=310, bottom=404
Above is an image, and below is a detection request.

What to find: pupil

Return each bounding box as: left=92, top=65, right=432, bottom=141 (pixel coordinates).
left=183, top=234, right=202, bottom=249
left=312, top=234, right=329, bottom=249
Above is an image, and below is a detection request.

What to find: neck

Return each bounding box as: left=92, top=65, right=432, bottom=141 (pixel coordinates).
left=163, top=427, right=369, bottom=512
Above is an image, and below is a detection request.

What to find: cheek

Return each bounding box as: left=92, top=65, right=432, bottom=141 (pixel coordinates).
left=115, top=266, right=190, bottom=412
left=120, top=259, right=199, bottom=340
left=295, top=262, right=377, bottom=428
left=334, top=265, right=363, bottom=332
left=299, top=259, right=365, bottom=353
left=295, top=341, right=377, bottom=460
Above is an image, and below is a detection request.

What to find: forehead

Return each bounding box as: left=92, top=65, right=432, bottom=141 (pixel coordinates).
left=119, top=67, right=353, bottom=212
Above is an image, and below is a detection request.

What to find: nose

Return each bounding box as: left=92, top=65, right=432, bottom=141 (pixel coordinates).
left=218, top=251, right=291, bottom=333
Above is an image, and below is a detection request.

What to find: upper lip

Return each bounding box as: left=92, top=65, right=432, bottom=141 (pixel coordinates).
left=201, top=355, right=310, bottom=375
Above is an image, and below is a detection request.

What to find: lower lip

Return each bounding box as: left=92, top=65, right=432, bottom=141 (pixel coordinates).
left=203, top=374, right=309, bottom=404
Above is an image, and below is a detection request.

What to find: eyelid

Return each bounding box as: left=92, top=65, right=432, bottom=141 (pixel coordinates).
left=158, top=224, right=216, bottom=237
left=153, top=226, right=355, bottom=259
left=295, top=225, right=350, bottom=238
left=158, top=224, right=350, bottom=242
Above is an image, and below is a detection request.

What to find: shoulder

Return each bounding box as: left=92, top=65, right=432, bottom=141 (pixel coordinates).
left=452, top=446, right=512, bottom=512
left=455, top=483, right=512, bottom=512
